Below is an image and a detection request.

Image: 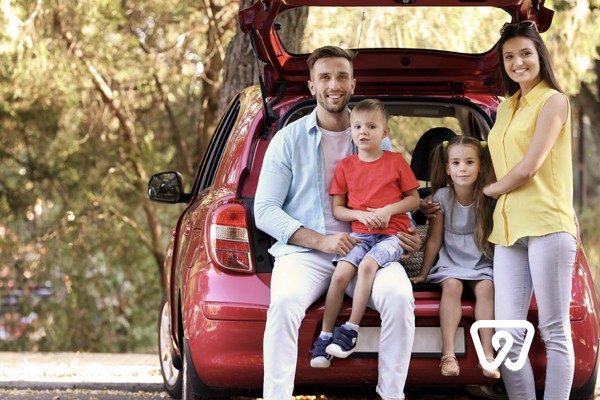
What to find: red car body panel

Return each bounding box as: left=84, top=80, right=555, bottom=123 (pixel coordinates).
left=239, top=0, right=555, bottom=97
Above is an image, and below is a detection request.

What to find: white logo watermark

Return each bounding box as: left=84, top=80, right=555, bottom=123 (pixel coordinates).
left=470, top=320, right=535, bottom=372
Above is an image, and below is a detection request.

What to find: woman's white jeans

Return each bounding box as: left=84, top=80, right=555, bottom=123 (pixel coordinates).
left=262, top=250, right=415, bottom=400
left=493, top=233, right=576, bottom=400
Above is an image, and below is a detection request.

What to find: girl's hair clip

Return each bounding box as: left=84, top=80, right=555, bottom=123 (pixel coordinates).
left=480, top=140, right=488, bottom=148
left=442, top=140, right=449, bottom=149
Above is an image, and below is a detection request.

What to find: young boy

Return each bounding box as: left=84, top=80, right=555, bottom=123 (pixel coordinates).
left=310, top=99, right=420, bottom=367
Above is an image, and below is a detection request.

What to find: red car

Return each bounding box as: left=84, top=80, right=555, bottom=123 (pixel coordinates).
left=148, top=1, right=599, bottom=399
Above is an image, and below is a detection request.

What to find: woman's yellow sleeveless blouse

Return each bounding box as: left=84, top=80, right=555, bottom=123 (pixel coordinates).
left=488, top=81, right=576, bottom=246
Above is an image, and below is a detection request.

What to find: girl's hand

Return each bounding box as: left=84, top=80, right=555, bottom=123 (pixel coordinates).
left=410, top=275, right=427, bottom=284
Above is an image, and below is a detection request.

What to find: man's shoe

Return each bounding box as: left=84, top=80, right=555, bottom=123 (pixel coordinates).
left=326, top=325, right=358, bottom=358
left=310, top=336, right=333, bottom=368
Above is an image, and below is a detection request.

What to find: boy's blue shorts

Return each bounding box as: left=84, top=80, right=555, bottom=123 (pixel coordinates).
left=333, top=233, right=405, bottom=268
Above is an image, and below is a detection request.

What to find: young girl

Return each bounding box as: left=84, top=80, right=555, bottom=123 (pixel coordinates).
left=410, top=135, right=499, bottom=379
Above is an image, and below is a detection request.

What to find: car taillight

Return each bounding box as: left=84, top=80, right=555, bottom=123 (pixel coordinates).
left=209, top=203, right=254, bottom=273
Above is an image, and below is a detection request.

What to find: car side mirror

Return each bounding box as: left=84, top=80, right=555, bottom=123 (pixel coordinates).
left=147, top=172, right=187, bottom=203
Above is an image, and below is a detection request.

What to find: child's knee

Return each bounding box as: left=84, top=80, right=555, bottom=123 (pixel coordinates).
left=442, top=278, right=463, bottom=294
left=359, top=256, right=380, bottom=273
left=474, top=280, right=494, bottom=298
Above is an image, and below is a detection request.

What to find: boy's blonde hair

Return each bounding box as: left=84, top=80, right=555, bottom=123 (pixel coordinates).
left=351, top=99, right=389, bottom=122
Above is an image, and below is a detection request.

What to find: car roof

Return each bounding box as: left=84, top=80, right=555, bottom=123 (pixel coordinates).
left=239, top=0, right=554, bottom=97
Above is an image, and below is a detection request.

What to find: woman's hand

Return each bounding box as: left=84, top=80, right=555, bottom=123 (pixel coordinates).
left=483, top=183, right=499, bottom=199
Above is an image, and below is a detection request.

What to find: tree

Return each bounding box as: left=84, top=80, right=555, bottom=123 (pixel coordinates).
left=0, top=0, right=598, bottom=351
left=220, top=2, right=308, bottom=113
left=0, top=0, right=237, bottom=351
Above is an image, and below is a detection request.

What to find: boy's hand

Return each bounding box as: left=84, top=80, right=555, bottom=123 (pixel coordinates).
left=366, top=207, right=392, bottom=228
left=356, top=210, right=384, bottom=230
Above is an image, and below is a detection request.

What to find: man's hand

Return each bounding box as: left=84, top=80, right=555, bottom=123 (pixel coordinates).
left=397, top=225, right=422, bottom=259
left=419, top=196, right=440, bottom=220
left=319, top=232, right=360, bottom=256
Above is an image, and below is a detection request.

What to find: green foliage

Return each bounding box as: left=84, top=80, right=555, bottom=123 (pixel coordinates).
left=0, top=0, right=231, bottom=351
left=543, top=0, right=600, bottom=95
left=291, top=6, right=509, bottom=54
left=0, top=0, right=598, bottom=352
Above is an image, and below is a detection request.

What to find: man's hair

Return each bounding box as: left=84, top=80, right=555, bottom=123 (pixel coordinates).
left=351, top=99, right=389, bottom=121
left=307, top=46, right=356, bottom=72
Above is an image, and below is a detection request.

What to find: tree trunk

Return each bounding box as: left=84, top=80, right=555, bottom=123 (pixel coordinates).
left=219, top=0, right=259, bottom=115
left=573, top=53, right=600, bottom=163
left=219, top=2, right=308, bottom=114
left=573, top=51, right=600, bottom=201
left=195, top=1, right=238, bottom=164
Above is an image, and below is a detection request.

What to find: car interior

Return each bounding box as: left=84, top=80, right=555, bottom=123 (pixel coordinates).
left=250, top=96, right=494, bottom=278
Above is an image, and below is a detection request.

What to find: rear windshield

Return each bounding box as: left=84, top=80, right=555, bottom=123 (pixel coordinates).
left=277, top=6, right=510, bottom=55
left=280, top=99, right=492, bottom=163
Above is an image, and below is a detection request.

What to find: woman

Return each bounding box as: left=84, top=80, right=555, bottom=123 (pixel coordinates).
left=483, top=21, right=577, bottom=399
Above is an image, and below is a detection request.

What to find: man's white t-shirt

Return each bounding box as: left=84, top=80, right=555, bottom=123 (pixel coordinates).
left=320, top=127, right=353, bottom=235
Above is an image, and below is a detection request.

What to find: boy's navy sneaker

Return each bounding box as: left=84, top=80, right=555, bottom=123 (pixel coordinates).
left=326, top=325, right=358, bottom=358
left=310, top=335, right=333, bottom=368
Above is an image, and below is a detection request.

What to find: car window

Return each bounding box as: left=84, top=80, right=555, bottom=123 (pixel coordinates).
left=280, top=98, right=491, bottom=161
left=192, top=98, right=241, bottom=194
left=277, top=6, right=510, bottom=55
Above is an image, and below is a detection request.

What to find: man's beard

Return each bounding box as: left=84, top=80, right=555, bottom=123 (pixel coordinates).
left=317, top=92, right=350, bottom=114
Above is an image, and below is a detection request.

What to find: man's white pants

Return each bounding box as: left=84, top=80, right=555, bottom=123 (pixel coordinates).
left=262, top=250, right=415, bottom=400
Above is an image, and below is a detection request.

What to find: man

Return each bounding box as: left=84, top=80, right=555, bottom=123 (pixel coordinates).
left=254, top=45, right=420, bottom=400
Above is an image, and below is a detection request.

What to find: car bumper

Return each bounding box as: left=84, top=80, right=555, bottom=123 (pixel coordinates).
left=183, top=270, right=598, bottom=390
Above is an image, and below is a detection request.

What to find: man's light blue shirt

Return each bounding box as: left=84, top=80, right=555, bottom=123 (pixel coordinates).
left=254, top=108, right=392, bottom=258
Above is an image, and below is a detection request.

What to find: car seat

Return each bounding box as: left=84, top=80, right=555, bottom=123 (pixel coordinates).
left=410, top=127, right=457, bottom=225
left=410, top=127, right=458, bottom=199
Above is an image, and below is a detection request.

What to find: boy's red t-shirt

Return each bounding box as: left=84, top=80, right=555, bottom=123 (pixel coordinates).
left=330, top=150, right=419, bottom=235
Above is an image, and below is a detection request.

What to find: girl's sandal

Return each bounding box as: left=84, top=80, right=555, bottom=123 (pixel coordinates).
left=478, top=358, right=501, bottom=379
left=439, top=355, right=460, bottom=376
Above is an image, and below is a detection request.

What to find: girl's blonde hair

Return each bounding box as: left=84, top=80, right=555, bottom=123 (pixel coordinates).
left=429, top=136, right=495, bottom=257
